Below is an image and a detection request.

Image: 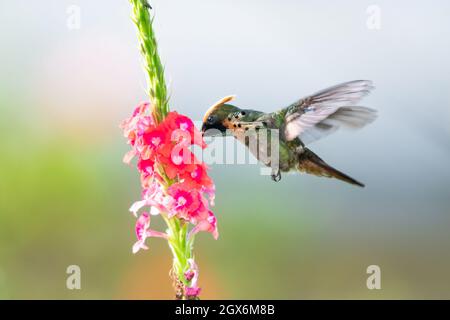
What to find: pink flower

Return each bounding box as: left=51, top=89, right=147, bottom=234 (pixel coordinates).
left=132, top=212, right=168, bottom=254
left=184, top=271, right=195, bottom=282
left=184, top=259, right=201, bottom=298
left=181, top=164, right=215, bottom=205
left=133, top=212, right=151, bottom=253
left=123, top=149, right=137, bottom=165
left=185, top=286, right=201, bottom=298
left=167, top=182, right=201, bottom=218
left=189, top=210, right=219, bottom=240
left=159, top=148, right=197, bottom=180
left=137, top=158, right=155, bottom=175
left=164, top=112, right=206, bottom=148
left=121, top=102, right=158, bottom=165
left=143, top=128, right=165, bottom=149
left=121, top=102, right=153, bottom=146
left=182, top=163, right=213, bottom=189
left=129, top=182, right=172, bottom=217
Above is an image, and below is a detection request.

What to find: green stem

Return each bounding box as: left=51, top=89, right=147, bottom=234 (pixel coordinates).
left=129, top=0, right=169, bottom=123
left=129, top=0, right=198, bottom=301
left=164, top=216, right=195, bottom=296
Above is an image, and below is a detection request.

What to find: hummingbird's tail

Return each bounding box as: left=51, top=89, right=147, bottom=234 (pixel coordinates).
left=297, top=148, right=364, bottom=187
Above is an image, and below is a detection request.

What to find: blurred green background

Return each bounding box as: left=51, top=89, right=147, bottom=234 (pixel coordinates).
left=1, top=0, right=450, bottom=299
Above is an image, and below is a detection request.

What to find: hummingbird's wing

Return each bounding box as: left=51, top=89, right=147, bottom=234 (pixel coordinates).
left=279, top=80, right=377, bottom=143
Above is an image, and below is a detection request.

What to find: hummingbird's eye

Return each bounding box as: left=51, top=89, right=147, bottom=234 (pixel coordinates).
left=207, top=115, right=215, bottom=124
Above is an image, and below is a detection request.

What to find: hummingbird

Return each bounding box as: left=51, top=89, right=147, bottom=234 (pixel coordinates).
left=201, top=80, right=377, bottom=187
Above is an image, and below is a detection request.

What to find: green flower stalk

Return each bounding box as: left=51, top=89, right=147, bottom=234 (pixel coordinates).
left=124, top=0, right=218, bottom=300
left=130, top=0, right=169, bottom=123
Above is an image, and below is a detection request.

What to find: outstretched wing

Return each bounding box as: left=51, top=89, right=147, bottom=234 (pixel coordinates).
left=280, top=80, right=377, bottom=143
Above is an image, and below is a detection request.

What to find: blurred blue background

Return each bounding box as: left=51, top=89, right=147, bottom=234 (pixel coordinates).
left=0, top=0, right=449, bottom=299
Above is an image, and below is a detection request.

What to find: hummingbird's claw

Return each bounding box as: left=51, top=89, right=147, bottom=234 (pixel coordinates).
left=271, top=169, right=281, bottom=182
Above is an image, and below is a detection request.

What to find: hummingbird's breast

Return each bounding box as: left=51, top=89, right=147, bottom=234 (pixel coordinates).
left=232, top=127, right=297, bottom=171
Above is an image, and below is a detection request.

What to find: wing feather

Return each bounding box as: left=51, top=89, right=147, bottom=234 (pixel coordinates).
left=282, top=80, right=376, bottom=143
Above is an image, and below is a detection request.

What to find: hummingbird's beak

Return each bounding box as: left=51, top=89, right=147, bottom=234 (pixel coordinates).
left=201, top=123, right=206, bottom=136
left=201, top=123, right=220, bottom=137
left=201, top=121, right=226, bottom=137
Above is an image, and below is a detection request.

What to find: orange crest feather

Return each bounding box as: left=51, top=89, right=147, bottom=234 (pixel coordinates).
left=203, top=95, right=236, bottom=123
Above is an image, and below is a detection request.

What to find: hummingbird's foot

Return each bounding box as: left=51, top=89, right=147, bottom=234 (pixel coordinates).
left=271, top=169, right=281, bottom=182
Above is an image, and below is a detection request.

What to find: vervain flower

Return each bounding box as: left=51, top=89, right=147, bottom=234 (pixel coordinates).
left=126, top=0, right=215, bottom=300
left=132, top=212, right=169, bottom=254
left=184, top=259, right=201, bottom=298
left=122, top=106, right=217, bottom=236
left=122, top=101, right=218, bottom=299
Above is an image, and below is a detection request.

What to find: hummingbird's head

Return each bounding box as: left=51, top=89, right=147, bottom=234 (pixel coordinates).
left=201, top=95, right=240, bottom=137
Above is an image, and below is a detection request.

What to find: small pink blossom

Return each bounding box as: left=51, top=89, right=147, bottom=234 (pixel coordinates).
left=184, top=270, right=195, bottom=282
left=132, top=212, right=151, bottom=253
left=132, top=212, right=168, bottom=254
left=168, top=182, right=201, bottom=218
left=185, top=286, right=201, bottom=298
left=123, top=149, right=137, bottom=165
left=137, top=158, right=155, bottom=175
left=184, top=259, right=201, bottom=298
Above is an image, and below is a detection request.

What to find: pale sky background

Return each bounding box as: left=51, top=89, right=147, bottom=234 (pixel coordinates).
left=1, top=0, right=450, bottom=233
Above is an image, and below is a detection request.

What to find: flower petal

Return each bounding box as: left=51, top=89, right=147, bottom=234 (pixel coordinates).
left=149, top=206, right=160, bottom=216
left=129, top=200, right=147, bottom=217
left=132, top=240, right=149, bottom=254
left=123, top=149, right=137, bottom=164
